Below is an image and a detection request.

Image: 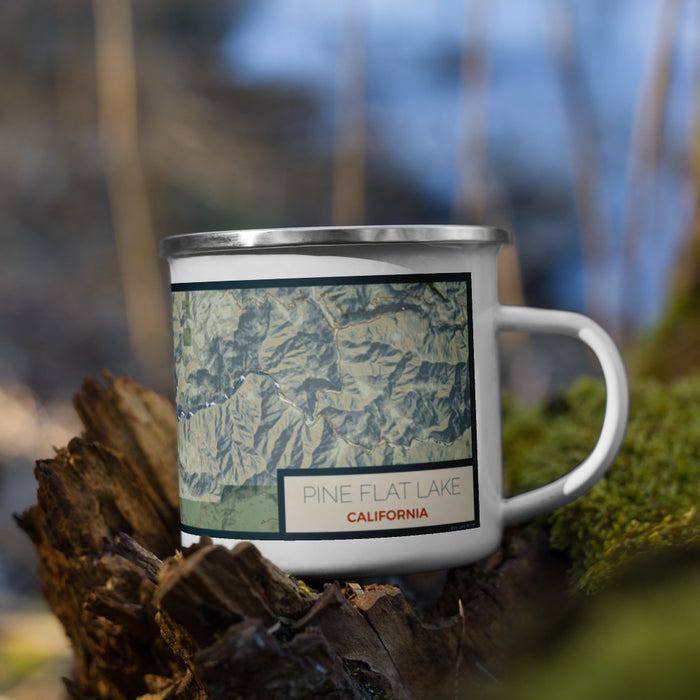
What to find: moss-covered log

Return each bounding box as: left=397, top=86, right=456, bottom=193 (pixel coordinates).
left=503, top=376, right=700, bottom=592
left=15, top=373, right=568, bottom=700
left=15, top=371, right=700, bottom=697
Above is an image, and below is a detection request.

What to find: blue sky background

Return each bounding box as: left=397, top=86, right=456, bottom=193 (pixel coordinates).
left=223, top=0, right=700, bottom=328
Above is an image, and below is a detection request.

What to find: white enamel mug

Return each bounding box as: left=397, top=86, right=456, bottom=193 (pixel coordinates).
left=160, top=226, right=629, bottom=576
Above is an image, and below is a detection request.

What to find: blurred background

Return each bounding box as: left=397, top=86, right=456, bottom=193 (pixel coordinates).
left=0, top=0, right=698, bottom=695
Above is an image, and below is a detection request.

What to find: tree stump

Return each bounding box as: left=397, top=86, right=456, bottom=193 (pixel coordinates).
left=16, top=373, right=566, bottom=699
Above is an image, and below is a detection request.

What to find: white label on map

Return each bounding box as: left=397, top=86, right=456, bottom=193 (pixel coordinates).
left=281, top=463, right=475, bottom=535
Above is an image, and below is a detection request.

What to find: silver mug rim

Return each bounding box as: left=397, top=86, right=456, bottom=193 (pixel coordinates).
left=159, top=225, right=512, bottom=258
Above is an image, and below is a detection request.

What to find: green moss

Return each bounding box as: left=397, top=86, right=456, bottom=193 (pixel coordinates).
left=631, top=284, right=700, bottom=381
left=482, top=562, right=700, bottom=700
left=291, top=577, right=318, bottom=599
left=503, top=376, right=700, bottom=593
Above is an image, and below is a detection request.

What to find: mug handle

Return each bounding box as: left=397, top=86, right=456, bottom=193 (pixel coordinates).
left=497, top=305, right=630, bottom=526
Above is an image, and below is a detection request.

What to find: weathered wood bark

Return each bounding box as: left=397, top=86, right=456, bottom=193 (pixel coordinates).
left=16, top=373, right=566, bottom=699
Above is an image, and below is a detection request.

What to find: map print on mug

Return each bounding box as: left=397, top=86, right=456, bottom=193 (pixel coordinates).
left=162, top=225, right=629, bottom=577
left=172, top=273, right=479, bottom=540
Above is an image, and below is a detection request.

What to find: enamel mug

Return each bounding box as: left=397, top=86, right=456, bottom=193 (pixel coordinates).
left=159, top=226, right=629, bottom=576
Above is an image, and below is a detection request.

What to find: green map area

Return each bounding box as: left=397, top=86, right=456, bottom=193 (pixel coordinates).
left=173, top=276, right=474, bottom=534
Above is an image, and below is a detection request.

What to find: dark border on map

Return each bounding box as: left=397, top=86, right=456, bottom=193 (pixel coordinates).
left=176, top=272, right=481, bottom=541
left=182, top=459, right=479, bottom=540
left=173, top=271, right=468, bottom=292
